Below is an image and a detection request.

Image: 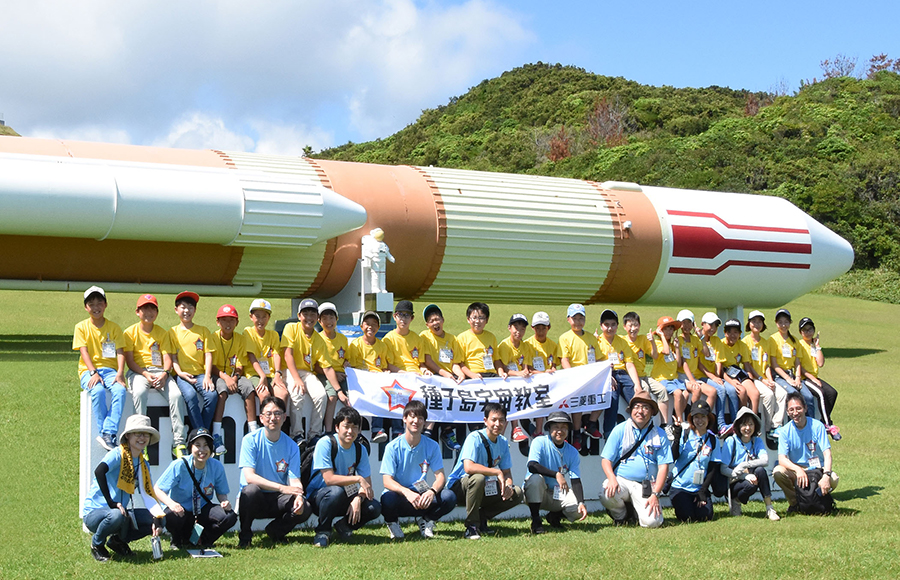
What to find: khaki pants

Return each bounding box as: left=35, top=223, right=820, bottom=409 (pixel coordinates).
left=451, top=473, right=524, bottom=528
left=755, top=380, right=788, bottom=431
left=128, top=369, right=187, bottom=446
left=286, top=369, right=327, bottom=438
left=523, top=474, right=580, bottom=520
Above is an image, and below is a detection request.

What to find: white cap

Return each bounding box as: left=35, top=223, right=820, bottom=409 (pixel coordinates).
left=318, top=301, right=338, bottom=316
left=249, top=298, right=272, bottom=314
left=676, top=309, right=694, bottom=323
left=531, top=311, right=551, bottom=326
left=701, top=312, right=721, bottom=325
left=83, top=285, right=105, bottom=300
left=747, top=309, right=765, bottom=321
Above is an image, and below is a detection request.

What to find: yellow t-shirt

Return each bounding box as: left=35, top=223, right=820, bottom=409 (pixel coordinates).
left=213, top=330, right=250, bottom=376
left=347, top=337, right=389, bottom=372
left=768, top=332, right=799, bottom=372
left=280, top=323, right=331, bottom=372
left=526, top=335, right=561, bottom=372
left=624, top=334, right=653, bottom=376
left=319, top=330, right=349, bottom=370
left=798, top=339, right=820, bottom=377
left=383, top=330, right=424, bottom=373
left=169, top=324, right=216, bottom=376
left=678, top=332, right=703, bottom=376
left=742, top=335, right=771, bottom=378
left=598, top=334, right=633, bottom=371
left=559, top=329, right=604, bottom=367
left=242, top=326, right=280, bottom=378
left=650, top=336, right=680, bottom=381
left=719, top=339, right=752, bottom=368
left=73, top=318, right=125, bottom=375
left=420, top=330, right=463, bottom=373
left=457, top=329, right=500, bottom=373
left=498, top=337, right=534, bottom=372
left=124, top=323, right=174, bottom=370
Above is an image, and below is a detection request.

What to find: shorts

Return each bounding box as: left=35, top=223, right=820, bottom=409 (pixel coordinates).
left=215, top=376, right=255, bottom=399
left=318, top=373, right=348, bottom=398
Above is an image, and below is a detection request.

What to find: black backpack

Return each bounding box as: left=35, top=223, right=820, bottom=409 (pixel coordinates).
left=795, top=468, right=837, bottom=515
left=299, top=434, right=366, bottom=489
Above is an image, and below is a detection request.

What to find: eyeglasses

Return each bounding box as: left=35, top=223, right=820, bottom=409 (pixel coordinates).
left=395, top=312, right=412, bottom=320
left=261, top=411, right=285, bottom=418
left=632, top=403, right=653, bottom=411
left=469, top=316, right=487, bottom=322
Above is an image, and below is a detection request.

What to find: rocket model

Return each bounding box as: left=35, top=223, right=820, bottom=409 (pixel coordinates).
left=0, top=136, right=853, bottom=307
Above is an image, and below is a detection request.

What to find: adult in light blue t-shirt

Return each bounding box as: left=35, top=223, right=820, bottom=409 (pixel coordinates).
left=669, top=401, right=722, bottom=522
left=380, top=400, right=457, bottom=539
left=236, top=396, right=310, bottom=548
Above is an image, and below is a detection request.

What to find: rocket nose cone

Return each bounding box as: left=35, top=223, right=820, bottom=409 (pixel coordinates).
left=806, top=214, right=854, bottom=287
left=317, top=189, right=368, bottom=242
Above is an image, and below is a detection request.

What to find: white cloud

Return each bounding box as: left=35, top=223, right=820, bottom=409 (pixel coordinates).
left=0, top=0, right=532, bottom=149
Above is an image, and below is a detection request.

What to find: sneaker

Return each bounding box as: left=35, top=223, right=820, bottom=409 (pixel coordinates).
left=530, top=522, right=545, bottom=535
left=729, top=498, right=742, bottom=517
left=333, top=518, right=353, bottom=540
left=237, top=536, right=252, bottom=548
left=765, top=428, right=779, bottom=450
left=664, top=423, right=676, bottom=441
left=464, top=525, right=481, bottom=540
left=545, top=511, right=564, bottom=529
left=511, top=426, right=528, bottom=442
left=766, top=506, right=781, bottom=521
left=106, top=535, right=133, bottom=556
left=293, top=433, right=307, bottom=452
left=441, top=430, right=461, bottom=451
left=212, top=433, right=227, bottom=456
left=786, top=503, right=799, bottom=515
left=585, top=423, right=603, bottom=440
left=719, top=424, right=734, bottom=438
left=479, top=521, right=496, bottom=535
left=96, top=433, right=115, bottom=451
left=416, top=517, right=435, bottom=539
left=172, top=444, right=187, bottom=459
left=91, top=543, right=110, bottom=562
left=386, top=522, right=404, bottom=540
left=827, top=424, right=842, bottom=441
left=141, top=447, right=150, bottom=461
left=312, top=532, right=329, bottom=548
left=532, top=430, right=544, bottom=438
left=571, top=430, right=582, bottom=451
left=372, top=430, right=388, bottom=444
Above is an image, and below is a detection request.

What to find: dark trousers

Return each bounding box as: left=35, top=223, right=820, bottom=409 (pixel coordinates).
left=238, top=484, right=311, bottom=543
left=165, top=502, right=238, bottom=547
left=731, top=466, right=773, bottom=502
left=381, top=489, right=457, bottom=523
left=670, top=489, right=714, bottom=522
left=805, top=378, right=838, bottom=425
left=603, top=380, right=622, bottom=438
left=310, top=485, right=381, bottom=534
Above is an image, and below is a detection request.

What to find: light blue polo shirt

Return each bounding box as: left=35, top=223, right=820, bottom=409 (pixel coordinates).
left=721, top=434, right=768, bottom=468
left=601, top=421, right=672, bottom=482
left=777, top=417, right=830, bottom=469
left=380, top=434, right=444, bottom=491
left=671, top=430, right=722, bottom=493
left=239, top=428, right=301, bottom=491
left=446, top=429, right=511, bottom=488
left=157, top=457, right=229, bottom=511
left=306, top=434, right=371, bottom=496
left=526, top=435, right=581, bottom=487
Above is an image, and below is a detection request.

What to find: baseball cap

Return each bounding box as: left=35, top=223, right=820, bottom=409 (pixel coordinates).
left=249, top=298, right=272, bottom=314
left=798, top=317, right=815, bottom=330
left=394, top=300, right=414, bottom=313
left=656, top=316, right=681, bottom=331
left=187, top=427, right=214, bottom=449
left=423, top=304, right=442, bottom=320
left=217, top=304, right=238, bottom=319
left=723, top=318, right=741, bottom=330
left=297, top=298, right=318, bottom=314
left=690, top=400, right=713, bottom=417
left=508, top=313, right=528, bottom=326
left=775, top=308, right=792, bottom=321
left=83, top=285, right=105, bottom=300
left=600, top=309, right=618, bottom=323
left=677, top=309, right=695, bottom=323
left=362, top=310, right=381, bottom=325
left=531, top=311, right=551, bottom=327
left=745, top=309, right=766, bottom=332
left=136, top=294, right=158, bottom=308
left=318, top=301, right=338, bottom=316
left=175, top=290, right=200, bottom=304
left=701, top=312, right=721, bottom=325
left=567, top=303, right=586, bottom=318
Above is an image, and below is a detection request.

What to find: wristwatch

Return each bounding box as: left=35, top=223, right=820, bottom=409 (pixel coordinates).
left=651, top=491, right=660, bottom=498
left=90, top=370, right=98, bottom=376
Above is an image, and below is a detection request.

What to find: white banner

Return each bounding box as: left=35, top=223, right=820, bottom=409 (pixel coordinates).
left=346, top=363, right=613, bottom=423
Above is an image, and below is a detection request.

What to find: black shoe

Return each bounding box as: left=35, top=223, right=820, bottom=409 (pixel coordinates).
left=478, top=521, right=496, bottom=535
left=106, top=535, right=133, bottom=556
left=530, top=522, right=545, bottom=535
left=237, top=537, right=252, bottom=548
left=265, top=522, right=289, bottom=544
left=545, top=511, right=564, bottom=529
left=293, top=433, right=307, bottom=452
left=333, top=518, right=353, bottom=540
left=91, top=543, right=110, bottom=562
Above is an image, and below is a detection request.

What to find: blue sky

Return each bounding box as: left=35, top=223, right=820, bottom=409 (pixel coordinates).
left=1, top=0, right=897, bottom=154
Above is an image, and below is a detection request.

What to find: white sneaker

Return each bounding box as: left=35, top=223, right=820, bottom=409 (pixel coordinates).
left=416, top=517, right=435, bottom=539
left=386, top=522, right=404, bottom=539
left=766, top=506, right=781, bottom=521
left=730, top=499, right=742, bottom=517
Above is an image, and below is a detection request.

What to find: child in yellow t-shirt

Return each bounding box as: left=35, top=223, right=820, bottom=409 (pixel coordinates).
left=211, top=304, right=257, bottom=453
left=525, top=311, right=561, bottom=437
left=622, top=311, right=673, bottom=439
left=316, top=302, right=352, bottom=433
left=243, top=298, right=288, bottom=408
left=559, top=303, right=605, bottom=450
left=419, top=303, right=466, bottom=450
left=170, top=291, right=218, bottom=435
left=123, top=293, right=188, bottom=457
left=498, top=313, right=535, bottom=443
left=73, top=285, right=127, bottom=451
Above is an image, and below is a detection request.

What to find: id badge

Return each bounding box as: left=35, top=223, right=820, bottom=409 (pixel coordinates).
left=664, top=353, right=676, bottom=363
left=692, top=470, right=704, bottom=485
left=412, top=479, right=430, bottom=494
left=705, top=352, right=716, bottom=362
left=507, top=363, right=517, bottom=372
left=150, top=343, right=162, bottom=367
left=439, top=347, right=452, bottom=364
left=587, top=348, right=596, bottom=364
left=483, top=353, right=494, bottom=370
left=101, top=340, right=116, bottom=358
left=751, top=347, right=760, bottom=362
left=190, top=522, right=204, bottom=544
left=682, top=346, right=691, bottom=360
left=259, top=360, right=270, bottom=375
left=609, top=352, right=620, bottom=365
left=782, top=343, right=793, bottom=358
left=484, top=476, right=499, bottom=497
left=552, top=485, right=563, bottom=500
left=344, top=483, right=360, bottom=497
left=808, top=457, right=822, bottom=469
left=532, top=357, right=545, bottom=372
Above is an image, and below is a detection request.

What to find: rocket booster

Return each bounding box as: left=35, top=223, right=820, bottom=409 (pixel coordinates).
left=0, top=136, right=853, bottom=307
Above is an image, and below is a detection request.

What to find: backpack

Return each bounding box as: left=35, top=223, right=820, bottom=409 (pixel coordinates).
left=299, top=434, right=365, bottom=488
left=795, top=468, right=837, bottom=515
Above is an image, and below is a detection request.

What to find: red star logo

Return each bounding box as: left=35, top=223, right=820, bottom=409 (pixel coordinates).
left=276, top=459, right=288, bottom=473
left=381, top=380, right=416, bottom=411
left=338, top=347, right=346, bottom=359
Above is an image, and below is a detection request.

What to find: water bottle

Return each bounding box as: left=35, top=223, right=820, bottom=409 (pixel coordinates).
left=151, top=535, right=163, bottom=560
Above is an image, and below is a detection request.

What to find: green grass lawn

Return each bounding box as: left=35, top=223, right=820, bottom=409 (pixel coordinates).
left=1, top=291, right=898, bottom=579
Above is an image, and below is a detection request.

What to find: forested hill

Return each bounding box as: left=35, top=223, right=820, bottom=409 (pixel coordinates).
left=317, top=63, right=900, bottom=276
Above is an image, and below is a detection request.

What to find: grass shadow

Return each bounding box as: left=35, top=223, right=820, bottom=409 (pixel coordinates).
left=822, top=347, right=885, bottom=359
left=832, top=485, right=883, bottom=502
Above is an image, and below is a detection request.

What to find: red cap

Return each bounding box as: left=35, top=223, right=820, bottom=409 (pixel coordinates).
left=216, top=304, right=239, bottom=319
left=136, top=294, right=158, bottom=308
left=175, top=291, right=200, bottom=304
left=657, top=316, right=682, bottom=331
